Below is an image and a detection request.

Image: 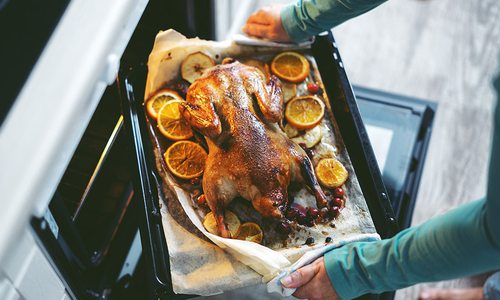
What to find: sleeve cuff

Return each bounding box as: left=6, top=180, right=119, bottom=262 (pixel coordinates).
left=324, top=245, right=365, bottom=300
left=280, top=3, right=313, bottom=43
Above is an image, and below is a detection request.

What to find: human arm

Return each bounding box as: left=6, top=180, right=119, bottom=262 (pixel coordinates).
left=243, top=0, right=388, bottom=43
left=284, top=74, right=500, bottom=299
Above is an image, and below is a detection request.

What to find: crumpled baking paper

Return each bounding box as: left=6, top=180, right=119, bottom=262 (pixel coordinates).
left=145, top=29, right=380, bottom=296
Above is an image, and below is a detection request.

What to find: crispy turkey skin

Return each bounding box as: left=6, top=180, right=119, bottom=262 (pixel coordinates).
left=181, top=58, right=327, bottom=238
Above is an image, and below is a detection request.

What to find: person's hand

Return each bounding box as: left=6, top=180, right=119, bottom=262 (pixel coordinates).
left=242, top=5, right=291, bottom=43
left=281, top=257, right=340, bottom=300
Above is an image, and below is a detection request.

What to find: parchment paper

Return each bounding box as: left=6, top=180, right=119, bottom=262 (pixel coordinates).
left=145, top=29, right=379, bottom=296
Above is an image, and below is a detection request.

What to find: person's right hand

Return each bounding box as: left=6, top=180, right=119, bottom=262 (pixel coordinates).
left=281, top=257, right=340, bottom=300
left=242, top=5, right=291, bottom=43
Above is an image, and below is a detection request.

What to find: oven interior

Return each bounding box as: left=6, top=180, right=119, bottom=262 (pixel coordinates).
left=30, top=1, right=216, bottom=299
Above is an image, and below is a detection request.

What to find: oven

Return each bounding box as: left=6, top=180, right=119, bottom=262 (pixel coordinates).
left=0, top=1, right=435, bottom=299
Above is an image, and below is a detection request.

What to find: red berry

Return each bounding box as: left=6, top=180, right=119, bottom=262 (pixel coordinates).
left=291, top=203, right=307, bottom=215
left=333, top=187, right=345, bottom=198
left=277, top=221, right=292, bottom=234
left=305, top=218, right=315, bottom=227
left=196, top=194, right=206, bottom=205
left=307, top=82, right=320, bottom=94
left=285, top=207, right=299, bottom=221
left=307, top=207, right=319, bottom=219
left=332, top=197, right=343, bottom=208
left=319, top=207, right=330, bottom=219
left=329, top=206, right=340, bottom=219
left=297, top=211, right=308, bottom=225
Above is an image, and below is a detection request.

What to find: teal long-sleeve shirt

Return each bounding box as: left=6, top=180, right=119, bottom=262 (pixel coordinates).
left=281, top=1, right=500, bottom=299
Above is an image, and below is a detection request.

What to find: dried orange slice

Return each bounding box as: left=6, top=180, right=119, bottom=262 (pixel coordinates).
left=271, top=52, right=310, bottom=83
left=146, top=89, right=184, bottom=119
left=164, top=140, right=207, bottom=179
left=242, top=59, right=270, bottom=81
left=236, top=222, right=263, bottom=244
left=203, top=211, right=241, bottom=238
left=285, top=95, right=325, bottom=129
left=181, top=52, right=216, bottom=83
left=315, top=158, right=348, bottom=188
left=157, top=99, right=193, bottom=140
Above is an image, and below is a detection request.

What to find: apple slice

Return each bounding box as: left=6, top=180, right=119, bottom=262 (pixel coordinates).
left=181, top=52, right=216, bottom=83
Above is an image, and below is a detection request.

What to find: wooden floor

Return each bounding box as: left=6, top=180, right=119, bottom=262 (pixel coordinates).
left=253, top=0, right=500, bottom=298
left=333, top=0, right=500, bottom=298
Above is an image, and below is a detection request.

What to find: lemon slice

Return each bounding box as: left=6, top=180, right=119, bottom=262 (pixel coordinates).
left=203, top=211, right=241, bottom=238
left=271, top=52, right=310, bottom=83
left=285, top=95, right=325, bottom=130
left=236, top=222, right=263, bottom=244
left=315, top=158, right=348, bottom=188
left=146, top=89, right=183, bottom=119
left=157, top=99, right=193, bottom=140
left=164, top=140, right=207, bottom=179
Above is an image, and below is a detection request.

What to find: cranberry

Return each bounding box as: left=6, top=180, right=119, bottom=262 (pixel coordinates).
left=319, top=207, right=330, bottom=219
left=329, top=206, right=340, bottom=219
left=333, top=187, right=345, bottom=198
left=196, top=194, right=206, bottom=205
left=305, top=218, right=315, bottom=227
left=285, top=207, right=299, bottom=221
left=175, top=82, right=189, bottom=96
left=307, top=82, right=320, bottom=94
left=307, top=207, right=319, bottom=219
left=332, top=197, right=343, bottom=208
left=305, top=237, right=315, bottom=245
left=291, top=203, right=307, bottom=215
left=277, top=221, right=292, bottom=234
left=297, top=211, right=308, bottom=225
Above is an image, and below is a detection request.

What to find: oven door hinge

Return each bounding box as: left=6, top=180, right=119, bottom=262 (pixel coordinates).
left=43, top=209, right=59, bottom=240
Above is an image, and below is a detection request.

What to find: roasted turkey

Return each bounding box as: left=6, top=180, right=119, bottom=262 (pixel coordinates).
left=181, top=58, right=328, bottom=238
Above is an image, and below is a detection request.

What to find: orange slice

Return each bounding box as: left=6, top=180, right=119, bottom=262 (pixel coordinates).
left=181, top=52, right=216, bottom=83
left=285, top=95, right=325, bottom=129
left=315, top=158, right=348, bottom=188
left=203, top=211, right=241, bottom=238
left=236, top=222, right=263, bottom=244
left=270, top=52, right=310, bottom=83
left=242, top=59, right=270, bottom=81
left=164, top=140, right=207, bottom=179
left=157, top=99, right=193, bottom=140
left=146, top=89, right=184, bottom=119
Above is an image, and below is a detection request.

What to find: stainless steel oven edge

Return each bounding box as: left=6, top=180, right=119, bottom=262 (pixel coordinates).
left=0, top=0, right=147, bottom=298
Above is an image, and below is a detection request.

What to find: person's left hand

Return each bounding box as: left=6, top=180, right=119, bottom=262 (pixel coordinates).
left=242, top=5, right=291, bottom=42
left=281, top=257, right=340, bottom=300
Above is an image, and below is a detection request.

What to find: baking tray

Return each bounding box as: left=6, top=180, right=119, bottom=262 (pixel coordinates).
left=120, top=32, right=398, bottom=299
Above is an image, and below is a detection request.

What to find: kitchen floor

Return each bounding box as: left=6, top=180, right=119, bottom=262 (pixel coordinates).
left=249, top=0, right=500, bottom=298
